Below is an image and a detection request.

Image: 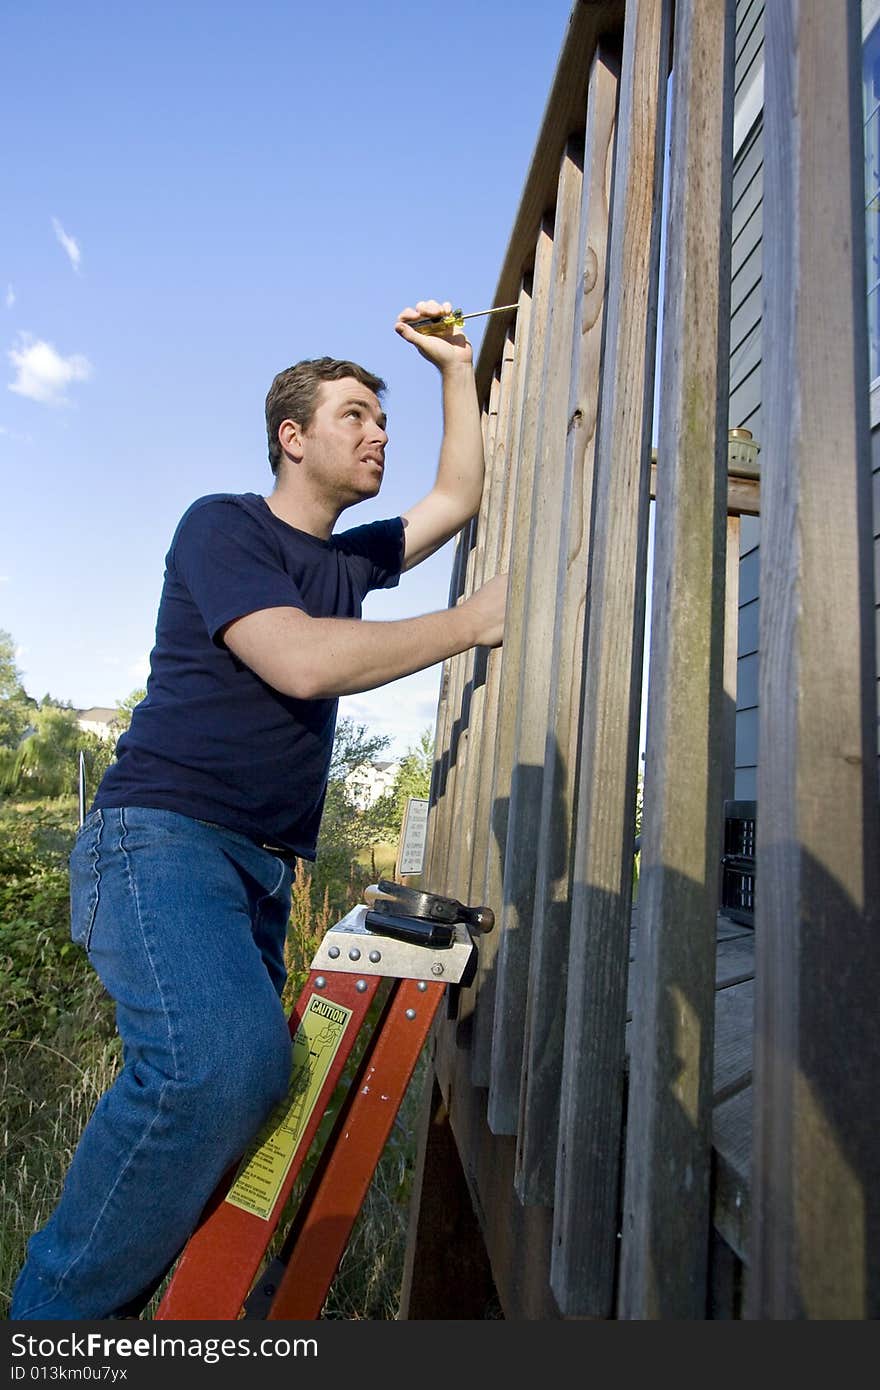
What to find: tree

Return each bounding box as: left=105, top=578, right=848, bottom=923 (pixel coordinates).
left=368, top=726, right=434, bottom=842
left=0, top=628, right=37, bottom=751
left=17, top=705, right=113, bottom=799
left=112, top=686, right=147, bottom=737
left=389, top=727, right=433, bottom=823
left=310, top=718, right=394, bottom=917
left=2, top=702, right=114, bottom=801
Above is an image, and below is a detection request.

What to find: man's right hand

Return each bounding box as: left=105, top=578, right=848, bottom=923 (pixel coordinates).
left=463, top=573, right=507, bottom=648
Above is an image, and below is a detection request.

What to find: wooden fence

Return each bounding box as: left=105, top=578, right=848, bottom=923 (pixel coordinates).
left=398, top=0, right=879, bottom=1320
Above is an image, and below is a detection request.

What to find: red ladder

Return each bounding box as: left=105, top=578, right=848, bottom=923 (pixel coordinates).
left=155, top=890, right=486, bottom=1320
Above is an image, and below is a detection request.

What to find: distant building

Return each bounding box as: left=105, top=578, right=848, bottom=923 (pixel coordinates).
left=75, top=706, right=118, bottom=741
left=344, top=759, right=399, bottom=810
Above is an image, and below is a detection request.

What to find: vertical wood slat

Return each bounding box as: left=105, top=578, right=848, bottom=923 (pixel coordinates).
left=487, top=138, right=586, bottom=1134
left=551, top=0, right=672, bottom=1318
left=617, top=0, right=735, bottom=1319
left=423, top=532, right=475, bottom=893
left=464, top=280, right=534, bottom=917
left=424, top=462, right=485, bottom=896
left=515, top=46, right=619, bottom=1202
left=748, top=0, right=880, bottom=1319
left=443, top=370, right=506, bottom=905
left=452, top=281, right=535, bottom=1041
left=450, top=341, right=518, bottom=906
left=423, top=527, right=471, bottom=891
left=470, top=219, right=558, bottom=1086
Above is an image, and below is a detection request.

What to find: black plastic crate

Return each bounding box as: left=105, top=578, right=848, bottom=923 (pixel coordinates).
left=721, top=800, right=756, bottom=927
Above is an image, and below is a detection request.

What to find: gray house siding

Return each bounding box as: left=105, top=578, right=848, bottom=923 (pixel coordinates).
left=867, top=433, right=873, bottom=739
left=730, top=0, right=764, bottom=800
left=730, top=0, right=880, bottom=798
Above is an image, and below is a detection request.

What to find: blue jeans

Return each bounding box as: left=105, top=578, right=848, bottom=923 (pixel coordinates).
left=11, top=807, right=295, bottom=1320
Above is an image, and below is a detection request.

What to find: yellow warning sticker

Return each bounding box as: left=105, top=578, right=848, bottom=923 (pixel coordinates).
left=225, top=993, right=354, bottom=1221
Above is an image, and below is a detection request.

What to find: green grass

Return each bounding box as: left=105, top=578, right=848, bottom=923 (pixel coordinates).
left=0, top=983, right=122, bottom=1316
left=354, top=841, right=398, bottom=879
left=1, top=841, right=425, bottom=1322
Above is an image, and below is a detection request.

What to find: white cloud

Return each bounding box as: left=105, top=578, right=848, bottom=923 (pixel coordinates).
left=5, top=285, right=14, bottom=309
left=0, top=575, right=9, bottom=583
left=8, top=333, right=92, bottom=406
left=52, top=217, right=82, bottom=273
left=339, top=670, right=440, bottom=759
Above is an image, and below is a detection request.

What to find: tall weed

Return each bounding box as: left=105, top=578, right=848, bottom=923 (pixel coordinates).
left=2, top=815, right=422, bottom=1321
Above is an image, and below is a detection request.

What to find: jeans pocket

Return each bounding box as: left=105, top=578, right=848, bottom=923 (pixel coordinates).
left=69, top=811, right=103, bottom=952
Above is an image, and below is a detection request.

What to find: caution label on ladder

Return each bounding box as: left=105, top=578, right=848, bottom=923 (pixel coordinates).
left=225, top=994, right=354, bottom=1221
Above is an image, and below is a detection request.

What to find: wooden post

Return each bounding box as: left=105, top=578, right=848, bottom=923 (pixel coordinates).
left=426, top=507, right=480, bottom=895
left=487, top=137, right=585, bottom=1134
left=398, top=1072, right=497, bottom=1319
left=551, top=0, right=672, bottom=1318
left=463, top=279, right=534, bottom=923
left=452, top=335, right=518, bottom=907
left=748, top=0, right=880, bottom=1319
left=443, top=371, right=505, bottom=905
left=514, top=46, right=619, bottom=1198
left=423, top=525, right=472, bottom=893
left=617, top=0, right=734, bottom=1319
left=470, top=218, right=557, bottom=1085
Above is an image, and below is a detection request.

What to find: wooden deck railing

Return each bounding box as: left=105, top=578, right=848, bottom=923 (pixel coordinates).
left=401, top=0, right=879, bottom=1321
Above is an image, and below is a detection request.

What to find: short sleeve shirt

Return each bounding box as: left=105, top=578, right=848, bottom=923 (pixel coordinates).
left=93, top=493, right=405, bottom=858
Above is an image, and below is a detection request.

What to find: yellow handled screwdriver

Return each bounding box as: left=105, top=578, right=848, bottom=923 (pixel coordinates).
left=409, top=302, right=519, bottom=336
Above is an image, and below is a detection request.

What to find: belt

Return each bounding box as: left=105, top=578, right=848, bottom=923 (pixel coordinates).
left=257, top=841, right=299, bottom=867
left=194, top=816, right=299, bottom=866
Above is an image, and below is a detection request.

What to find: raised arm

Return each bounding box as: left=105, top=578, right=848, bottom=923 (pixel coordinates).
left=394, top=300, right=485, bottom=571
left=222, top=572, right=506, bottom=700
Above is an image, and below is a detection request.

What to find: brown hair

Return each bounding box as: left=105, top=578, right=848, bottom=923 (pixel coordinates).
left=265, top=357, right=386, bottom=474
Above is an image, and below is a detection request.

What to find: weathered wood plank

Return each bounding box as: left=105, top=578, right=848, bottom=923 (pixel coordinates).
left=423, top=519, right=472, bottom=887
left=431, top=1033, right=562, bottom=1320
left=618, top=0, right=736, bottom=1301
left=624, top=977, right=754, bottom=1106
left=463, top=280, right=535, bottom=920
left=469, top=217, right=557, bottom=1084
left=428, top=368, right=501, bottom=896
left=474, top=1, right=626, bottom=402
left=453, top=330, right=519, bottom=903
left=445, top=369, right=507, bottom=906
left=650, top=460, right=759, bottom=517
left=398, top=1071, right=498, bottom=1319
left=749, top=0, right=880, bottom=1320
left=423, top=519, right=474, bottom=893
left=713, top=1086, right=752, bottom=1260
left=424, top=522, right=480, bottom=895
left=626, top=931, right=754, bottom=1020
left=515, top=46, right=619, bottom=1201
left=551, top=0, right=673, bottom=1319
left=712, top=978, right=754, bottom=1104
left=487, top=137, right=586, bottom=1134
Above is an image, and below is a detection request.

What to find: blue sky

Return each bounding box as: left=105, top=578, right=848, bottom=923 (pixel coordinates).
left=1, top=0, right=577, bottom=760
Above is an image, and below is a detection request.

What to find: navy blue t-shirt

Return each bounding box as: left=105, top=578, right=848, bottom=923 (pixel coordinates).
left=94, top=493, right=405, bottom=858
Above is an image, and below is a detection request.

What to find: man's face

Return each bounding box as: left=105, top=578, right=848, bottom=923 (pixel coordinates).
left=297, top=377, right=388, bottom=509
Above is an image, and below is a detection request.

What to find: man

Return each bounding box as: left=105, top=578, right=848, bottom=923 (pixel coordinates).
left=11, top=299, right=506, bottom=1320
